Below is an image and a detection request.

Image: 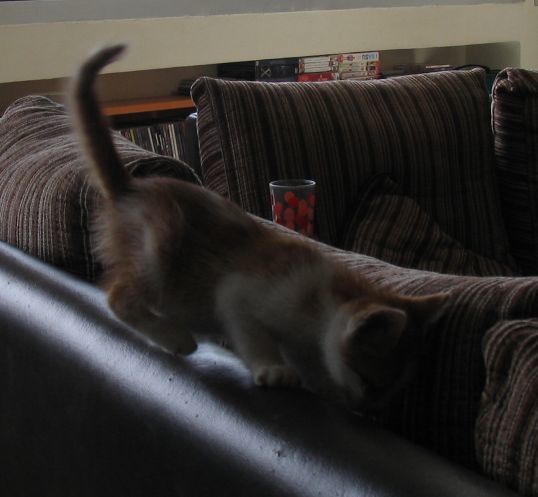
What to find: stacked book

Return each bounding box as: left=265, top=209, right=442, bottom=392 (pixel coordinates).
left=298, top=55, right=337, bottom=82
left=255, top=58, right=299, bottom=82
left=216, top=51, right=382, bottom=84
left=333, top=51, right=381, bottom=81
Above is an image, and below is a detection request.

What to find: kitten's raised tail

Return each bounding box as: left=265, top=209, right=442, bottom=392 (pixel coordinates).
left=71, top=44, right=129, bottom=201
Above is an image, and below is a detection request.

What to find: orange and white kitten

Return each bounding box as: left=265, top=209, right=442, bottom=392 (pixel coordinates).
left=71, top=45, right=450, bottom=412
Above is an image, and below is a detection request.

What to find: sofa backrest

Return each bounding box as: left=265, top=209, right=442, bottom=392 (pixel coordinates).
left=192, top=70, right=514, bottom=270
left=0, top=96, right=200, bottom=282
left=492, top=68, right=538, bottom=276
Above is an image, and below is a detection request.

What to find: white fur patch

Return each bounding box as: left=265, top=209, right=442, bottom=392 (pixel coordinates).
left=216, top=260, right=335, bottom=338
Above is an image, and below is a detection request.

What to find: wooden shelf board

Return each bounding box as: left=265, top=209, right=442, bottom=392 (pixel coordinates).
left=103, top=96, right=194, bottom=116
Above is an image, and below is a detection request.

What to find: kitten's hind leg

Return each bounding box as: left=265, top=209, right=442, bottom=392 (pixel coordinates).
left=107, top=278, right=197, bottom=355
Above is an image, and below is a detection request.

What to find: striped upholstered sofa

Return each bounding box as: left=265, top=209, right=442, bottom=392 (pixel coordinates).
left=0, top=69, right=536, bottom=496
left=190, top=68, right=538, bottom=496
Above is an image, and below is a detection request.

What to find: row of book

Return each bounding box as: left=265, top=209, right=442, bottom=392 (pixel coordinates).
left=299, top=52, right=381, bottom=81
left=216, top=51, right=381, bottom=83
left=118, top=121, right=185, bottom=161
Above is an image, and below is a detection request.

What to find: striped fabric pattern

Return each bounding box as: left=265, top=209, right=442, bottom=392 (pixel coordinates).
left=476, top=319, right=538, bottom=496
left=192, top=70, right=515, bottom=271
left=0, top=96, right=200, bottom=282
left=340, top=174, right=517, bottom=276
left=492, top=68, right=538, bottom=275
left=258, top=216, right=538, bottom=471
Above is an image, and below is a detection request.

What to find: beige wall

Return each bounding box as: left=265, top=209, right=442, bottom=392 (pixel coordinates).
left=0, top=2, right=530, bottom=84
left=0, top=0, right=523, bottom=24
left=521, top=0, right=538, bottom=68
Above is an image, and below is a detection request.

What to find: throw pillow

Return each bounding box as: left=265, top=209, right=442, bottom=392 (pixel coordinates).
left=340, top=175, right=517, bottom=276
left=192, top=70, right=514, bottom=270
left=492, top=68, right=538, bottom=275
left=0, top=96, right=200, bottom=282
left=476, top=319, right=538, bottom=496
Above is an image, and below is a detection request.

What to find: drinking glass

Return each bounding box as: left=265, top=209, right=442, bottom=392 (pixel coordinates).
left=269, top=179, right=316, bottom=238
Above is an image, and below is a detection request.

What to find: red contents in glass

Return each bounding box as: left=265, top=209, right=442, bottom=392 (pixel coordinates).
left=284, top=191, right=299, bottom=208
left=272, top=189, right=316, bottom=237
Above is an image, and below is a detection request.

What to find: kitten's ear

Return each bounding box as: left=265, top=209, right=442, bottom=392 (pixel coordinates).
left=342, top=305, right=408, bottom=360
left=399, top=292, right=451, bottom=325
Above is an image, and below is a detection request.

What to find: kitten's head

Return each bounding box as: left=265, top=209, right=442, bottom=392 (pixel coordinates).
left=321, top=292, right=450, bottom=414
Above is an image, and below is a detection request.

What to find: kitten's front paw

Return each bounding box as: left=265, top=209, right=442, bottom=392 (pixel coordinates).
left=254, top=365, right=301, bottom=388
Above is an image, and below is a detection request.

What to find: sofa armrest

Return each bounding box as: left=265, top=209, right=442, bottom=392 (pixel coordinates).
left=0, top=241, right=518, bottom=497
left=0, top=96, right=200, bottom=283
left=492, top=68, right=538, bottom=275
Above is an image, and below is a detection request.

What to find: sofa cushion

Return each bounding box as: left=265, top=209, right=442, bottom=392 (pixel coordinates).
left=340, top=174, right=517, bottom=276
left=192, top=70, right=515, bottom=271
left=475, top=319, right=538, bottom=496
left=492, top=68, right=538, bottom=275
left=255, top=216, right=538, bottom=470
left=0, top=96, right=200, bottom=282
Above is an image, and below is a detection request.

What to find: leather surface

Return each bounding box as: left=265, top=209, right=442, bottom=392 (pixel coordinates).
left=0, top=241, right=518, bottom=497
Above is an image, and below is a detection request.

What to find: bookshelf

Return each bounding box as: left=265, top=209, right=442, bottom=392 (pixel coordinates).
left=99, top=41, right=518, bottom=124
left=104, top=96, right=196, bottom=169
left=104, top=96, right=196, bottom=165
left=103, top=96, right=194, bottom=117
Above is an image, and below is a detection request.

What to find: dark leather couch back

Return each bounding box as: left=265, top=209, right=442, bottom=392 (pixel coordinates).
left=0, top=241, right=517, bottom=497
